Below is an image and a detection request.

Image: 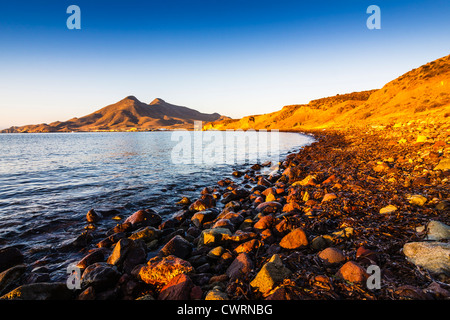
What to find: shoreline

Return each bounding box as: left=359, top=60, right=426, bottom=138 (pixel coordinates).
left=1, top=122, right=449, bottom=300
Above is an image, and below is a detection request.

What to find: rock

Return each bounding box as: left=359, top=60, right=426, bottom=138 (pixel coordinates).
left=434, top=158, right=450, bottom=171
left=318, top=247, right=346, bottom=265
left=207, top=246, right=225, bottom=259
left=310, top=235, right=334, bottom=251
left=395, top=285, right=431, bottom=300
left=253, top=214, right=275, bottom=230
left=129, top=226, right=161, bottom=242
left=426, top=220, right=450, bottom=241
left=107, top=238, right=146, bottom=273
left=322, top=193, right=337, bottom=202
left=76, top=248, right=106, bottom=269
left=416, top=135, right=428, bottom=143
left=212, top=219, right=235, bottom=231
left=291, top=174, right=316, bottom=186
left=205, top=287, right=229, bottom=300
left=255, top=201, right=282, bottom=215
left=234, top=239, right=261, bottom=254
left=250, top=254, right=292, bottom=294
left=86, top=209, right=102, bottom=223
left=124, top=209, right=162, bottom=228
left=0, top=264, right=27, bottom=296
left=282, top=202, right=302, bottom=213
left=139, top=255, right=194, bottom=287
left=221, top=187, right=250, bottom=204
left=0, top=247, right=24, bottom=273
left=159, top=235, right=193, bottom=259
left=335, top=261, right=369, bottom=284
left=176, top=197, right=191, bottom=206
left=226, top=253, right=254, bottom=280
left=279, top=228, right=308, bottom=249
left=189, top=194, right=216, bottom=212
left=408, top=195, right=427, bottom=206
left=379, top=204, right=398, bottom=214
left=403, top=242, right=450, bottom=276
left=81, top=262, right=121, bottom=291
left=373, top=162, right=390, bottom=173
left=158, top=273, right=194, bottom=300
left=0, top=282, right=72, bottom=300
left=197, top=228, right=232, bottom=247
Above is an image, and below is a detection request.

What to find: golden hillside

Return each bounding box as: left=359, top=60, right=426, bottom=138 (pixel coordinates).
left=204, top=54, right=450, bottom=131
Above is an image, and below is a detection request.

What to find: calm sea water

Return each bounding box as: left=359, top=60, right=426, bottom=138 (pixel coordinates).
left=0, top=131, right=314, bottom=280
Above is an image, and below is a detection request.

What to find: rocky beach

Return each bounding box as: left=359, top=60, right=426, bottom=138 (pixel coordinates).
left=1, top=119, right=449, bottom=300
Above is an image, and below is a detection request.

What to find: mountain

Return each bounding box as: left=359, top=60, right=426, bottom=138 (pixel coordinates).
left=203, top=54, right=450, bottom=131
left=2, top=97, right=228, bottom=133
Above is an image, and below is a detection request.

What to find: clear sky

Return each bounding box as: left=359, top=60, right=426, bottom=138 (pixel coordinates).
left=0, top=0, right=449, bottom=129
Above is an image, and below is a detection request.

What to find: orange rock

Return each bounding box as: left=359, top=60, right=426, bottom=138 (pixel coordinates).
left=280, top=228, right=308, bottom=249
left=336, top=261, right=369, bottom=284
left=318, top=247, right=346, bottom=265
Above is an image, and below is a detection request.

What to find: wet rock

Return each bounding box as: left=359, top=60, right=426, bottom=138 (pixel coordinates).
left=176, top=197, right=191, bottom=206
left=0, top=247, right=24, bottom=273
left=0, top=282, right=72, bottom=300
left=107, top=238, right=146, bottom=273
left=255, top=201, right=282, bottom=215
left=76, top=248, right=106, bottom=270
left=205, top=287, right=229, bottom=300
left=408, top=195, right=427, bottom=206
left=81, top=262, right=121, bottom=291
left=250, top=254, right=292, bottom=294
left=158, top=273, right=194, bottom=300
left=0, top=264, right=27, bottom=296
left=129, top=226, right=161, bottom=243
left=279, top=228, right=308, bottom=249
left=124, top=209, right=162, bottom=228
left=403, top=242, right=450, bottom=276
left=318, top=247, right=346, bottom=265
left=159, top=235, right=193, bottom=259
left=221, top=187, right=250, bottom=204
left=426, top=220, right=450, bottom=241
left=207, top=246, right=225, bottom=259
left=335, top=261, right=369, bottom=284
left=86, top=209, right=102, bottom=223
left=226, top=253, right=254, bottom=280
left=139, top=255, right=194, bottom=288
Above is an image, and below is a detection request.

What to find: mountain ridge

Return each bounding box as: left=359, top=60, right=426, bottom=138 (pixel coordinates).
left=2, top=96, right=227, bottom=133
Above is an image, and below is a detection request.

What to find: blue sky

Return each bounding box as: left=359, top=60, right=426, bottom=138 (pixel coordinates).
left=0, top=0, right=449, bottom=128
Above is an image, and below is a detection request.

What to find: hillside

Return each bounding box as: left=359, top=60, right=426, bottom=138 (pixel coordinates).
left=204, top=54, right=450, bottom=131
left=1, top=97, right=226, bottom=133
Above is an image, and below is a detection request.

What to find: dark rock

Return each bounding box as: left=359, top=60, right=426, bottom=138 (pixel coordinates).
left=81, top=262, right=121, bottom=291
left=124, top=209, right=162, bottom=228
left=0, top=247, right=24, bottom=273
left=159, top=235, right=193, bottom=259
left=255, top=201, right=282, bottom=215
left=0, top=282, right=72, bottom=300
left=226, top=253, right=254, bottom=280
left=0, top=264, right=27, bottom=296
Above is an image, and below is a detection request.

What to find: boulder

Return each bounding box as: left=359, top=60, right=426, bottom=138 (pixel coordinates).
left=335, top=261, right=369, bottom=284
left=159, top=235, right=193, bottom=259
left=0, top=282, right=72, bottom=300
left=124, top=209, right=162, bottom=228
left=158, top=273, right=194, bottom=300
left=128, top=226, right=161, bottom=242
left=139, top=255, right=194, bottom=287
left=250, top=254, right=292, bottom=294
left=81, top=262, right=121, bottom=291
left=318, top=247, right=346, bottom=265
left=434, top=158, right=450, bottom=171
left=197, top=228, right=232, bottom=247
left=226, top=253, right=254, bottom=280
left=0, top=264, right=27, bottom=296
left=426, top=220, right=450, bottom=241
left=0, top=247, right=24, bottom=273
left=279, top=228, right=308, bottom=249
left=379, top=204, right=397, bottom=214
left=255, top=201, right=282, bottom=215
left=408, top=195, right=427, bottom=206
left=403, top=242, right=450, bottom=276
left=86, top=209, right=102, bottom=223
left=191, top=209, right=219, bottom=228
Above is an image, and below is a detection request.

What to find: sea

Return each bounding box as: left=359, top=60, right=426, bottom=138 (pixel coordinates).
left=0, top=131, right=314, bottom=280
